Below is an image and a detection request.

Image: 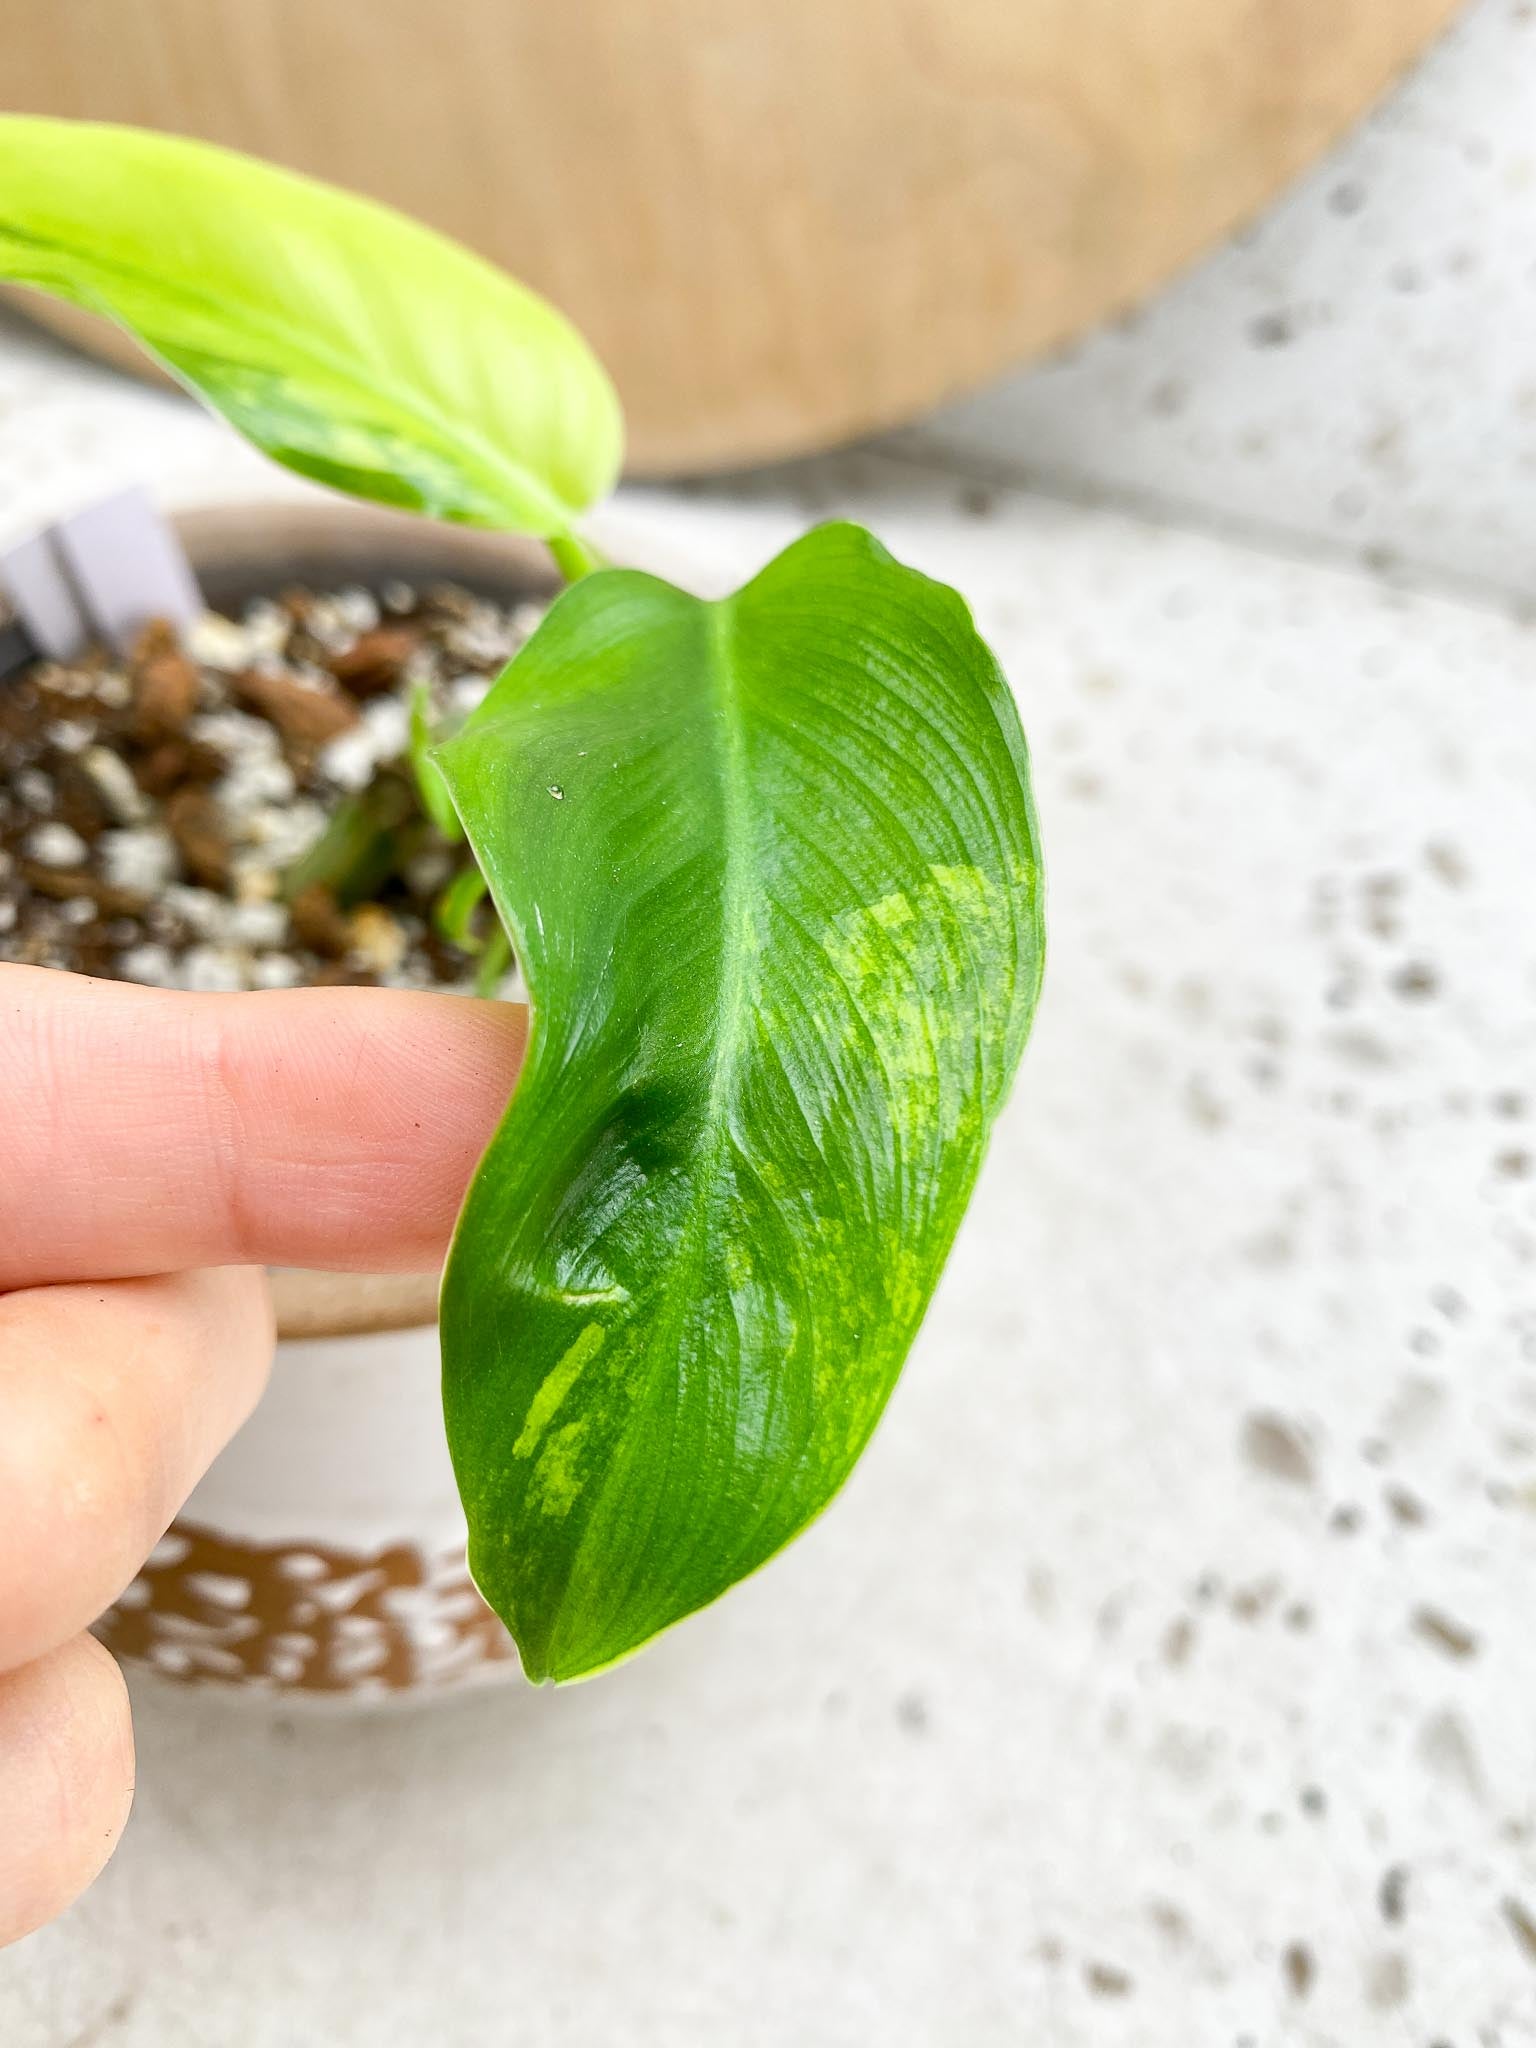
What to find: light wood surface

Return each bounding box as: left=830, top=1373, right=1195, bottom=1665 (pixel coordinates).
left=8, top=0, right=1462, bottom=473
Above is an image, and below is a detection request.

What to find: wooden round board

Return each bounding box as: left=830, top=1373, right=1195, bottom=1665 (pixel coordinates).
left=7, top=0, right=1462, bottom=474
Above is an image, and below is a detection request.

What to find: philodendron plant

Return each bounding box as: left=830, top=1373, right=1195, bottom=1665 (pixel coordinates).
left=0, top=119, right=1044, bottom=1682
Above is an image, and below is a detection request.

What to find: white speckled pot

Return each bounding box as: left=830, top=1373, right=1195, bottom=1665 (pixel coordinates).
left=94, top=501, right=580, bottom=1703
left=102, top=1292, right=520, bottom=1700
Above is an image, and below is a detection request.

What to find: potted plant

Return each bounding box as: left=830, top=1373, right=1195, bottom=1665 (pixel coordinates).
left=0, top=118, right=1045, bottom=1693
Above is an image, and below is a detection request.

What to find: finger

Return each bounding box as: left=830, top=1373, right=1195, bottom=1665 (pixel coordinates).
left=0, top=1267, right=272, bottom=1672
left=0, top=1635, right=134, bottom=1949
left=0, top=965, right=527, bottom=1288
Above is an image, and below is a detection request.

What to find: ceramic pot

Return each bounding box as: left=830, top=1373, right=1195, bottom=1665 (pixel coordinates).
left=92, top=500, right=560, bottom=1703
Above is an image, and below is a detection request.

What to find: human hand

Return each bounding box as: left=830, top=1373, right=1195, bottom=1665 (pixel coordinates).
left=0, top=964, right=525, bottom=1945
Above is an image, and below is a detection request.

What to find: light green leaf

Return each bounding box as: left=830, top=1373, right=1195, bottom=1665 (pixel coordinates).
left=437, top=522, right=1044, bottom=1682
left=0, top=117, right=621, bottom=538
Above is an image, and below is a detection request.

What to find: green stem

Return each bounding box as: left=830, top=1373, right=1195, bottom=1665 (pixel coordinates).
left=549, top=531, right=604, bottom=583
left=474, top=923, right=513, bottom=997
left=434, top=864, right=491, bottom=949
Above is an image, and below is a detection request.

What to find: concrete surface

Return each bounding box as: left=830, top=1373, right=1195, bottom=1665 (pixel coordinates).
left=3, top=409, right=1535, bottom=2036
left=893, top=0, right=1536, bottom=603
left=6, top=9, right=1536, bottom=2024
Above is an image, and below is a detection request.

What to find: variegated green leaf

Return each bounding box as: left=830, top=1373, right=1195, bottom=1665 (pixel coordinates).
left=438, top=522, right=1044, bottom=1681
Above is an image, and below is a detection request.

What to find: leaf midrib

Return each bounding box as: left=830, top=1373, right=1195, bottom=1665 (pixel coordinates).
left=551, top=595, right=759, bottom=1669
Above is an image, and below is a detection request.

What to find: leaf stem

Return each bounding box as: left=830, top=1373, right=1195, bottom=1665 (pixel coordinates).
left=549, top=531, right=604, bottom=583
left=474, top=922, right=513, bottom=997
left=434, top=864, right=492, bottom=949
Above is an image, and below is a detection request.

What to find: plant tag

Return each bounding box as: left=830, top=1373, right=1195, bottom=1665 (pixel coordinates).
left=0, top=605, right=33, bottom=678
left=52, top=486, right=202, bottom=653
left=0, top=527, right=87, bottom=661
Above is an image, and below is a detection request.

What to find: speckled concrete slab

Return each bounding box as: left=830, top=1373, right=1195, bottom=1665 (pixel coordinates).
left=894, top=0, right=1536, bottom=605
left=4, top=419, right=1535, bottom=2041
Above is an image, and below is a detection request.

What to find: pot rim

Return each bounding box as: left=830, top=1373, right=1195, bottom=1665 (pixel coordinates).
left=171, top=494, right=562, bottom=603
